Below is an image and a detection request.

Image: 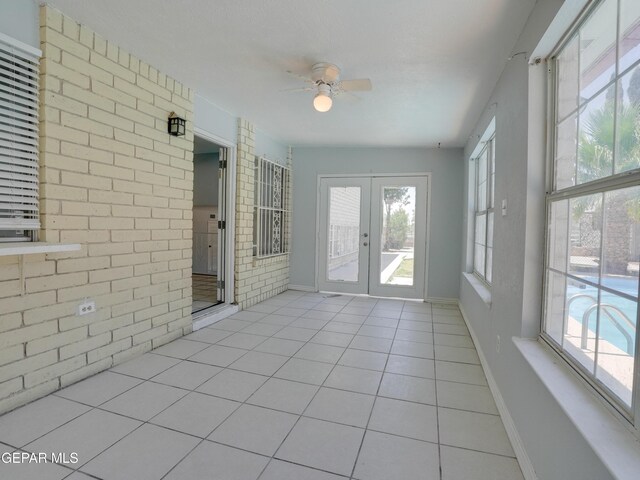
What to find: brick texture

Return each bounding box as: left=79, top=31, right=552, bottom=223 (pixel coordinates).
left=234, top=120, right=291, bottom=308
left=0, top=6, right=194, bottom=414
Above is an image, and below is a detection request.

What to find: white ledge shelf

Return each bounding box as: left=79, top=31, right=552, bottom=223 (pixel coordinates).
left=0, top=242, right=81, bottom=256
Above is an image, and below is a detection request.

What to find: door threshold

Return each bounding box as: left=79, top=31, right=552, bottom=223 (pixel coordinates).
left=192, top=303, right=240, bottom=331
left=318, top=290, right=425, bottom=303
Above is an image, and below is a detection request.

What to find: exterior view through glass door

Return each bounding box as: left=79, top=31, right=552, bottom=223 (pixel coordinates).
left=318, top=176, right=428, bottom=299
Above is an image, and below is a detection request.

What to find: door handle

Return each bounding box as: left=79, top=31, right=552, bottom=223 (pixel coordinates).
left=363, top=242, right=369, bottom=246
left=363, top=233, right=368, bottom=238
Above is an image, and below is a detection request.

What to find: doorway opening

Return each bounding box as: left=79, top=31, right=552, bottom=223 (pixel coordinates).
left=191, top=135, right=229, bottom=314
left=317, top=175, right=429, bottom=299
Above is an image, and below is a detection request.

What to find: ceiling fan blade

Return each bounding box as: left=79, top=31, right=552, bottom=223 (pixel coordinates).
left=338, top=78, right=372, bottom=92
left=280, top=86, right=315, bottom=93
left=286, top=70, right=314, bottom=83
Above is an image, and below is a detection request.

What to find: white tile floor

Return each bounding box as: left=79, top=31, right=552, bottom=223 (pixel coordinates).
left=0, top=290, right=525, bottom=480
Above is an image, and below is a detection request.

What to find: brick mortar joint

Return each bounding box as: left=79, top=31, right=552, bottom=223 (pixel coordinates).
left=40, top=5, right=194, bottom=101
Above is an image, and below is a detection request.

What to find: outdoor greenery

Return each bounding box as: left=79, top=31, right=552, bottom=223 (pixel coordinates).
left=391, top=258, right=414, bottom=279
left=383, top=187, right=410, bottom=250
left=386, top=209, right=410, bottom=249
left=574, top=68, right=640, bottom=274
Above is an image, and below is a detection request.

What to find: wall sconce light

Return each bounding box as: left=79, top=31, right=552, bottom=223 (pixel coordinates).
left=168, top=112, right=186, bottom=136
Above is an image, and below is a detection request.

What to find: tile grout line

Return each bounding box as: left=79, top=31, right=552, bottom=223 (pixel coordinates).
left=431, top=302, right=445, bottom=480
left=348, top=297, right=406, bottom=480
left=237, top=293, right=369, bottom=479
left=6, top=292, right=499, bottom=480
left=256, top=295, right=384, bottom=479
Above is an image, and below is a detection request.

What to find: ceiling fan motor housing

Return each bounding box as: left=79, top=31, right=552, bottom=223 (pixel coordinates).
left=312, top=63, right=340, bottom=84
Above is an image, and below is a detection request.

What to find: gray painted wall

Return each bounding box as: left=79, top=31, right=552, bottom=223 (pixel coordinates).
left=290, top=147, right=463, bottom=300
left=256, top=129, right=288, bottom=164
left=0, top=0, right=39, bottom=48
left=459, top=0, right=615, bottom=478
left=193, top=153, right=219, bottom=206
left=194, top=94, right=237, bottom=144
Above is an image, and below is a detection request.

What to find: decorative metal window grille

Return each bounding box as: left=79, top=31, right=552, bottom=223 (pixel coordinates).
left=0, top=33, right=41, bottom=241
left=253, top=156, right=290, bottom=257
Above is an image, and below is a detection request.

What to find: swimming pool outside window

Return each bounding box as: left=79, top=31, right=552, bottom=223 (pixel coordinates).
left=543, top=0, right=640, bottom=422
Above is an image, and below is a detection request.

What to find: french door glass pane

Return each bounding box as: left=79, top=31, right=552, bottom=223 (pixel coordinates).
left=615, top=65, right=640, bottom=174
left=380, top=186, right=416, bottom=286
left=619, top=0, right=640, bottom=73
left=327, top=187, right=360, bottom=282
left=579, top=0, right=617, bottom=102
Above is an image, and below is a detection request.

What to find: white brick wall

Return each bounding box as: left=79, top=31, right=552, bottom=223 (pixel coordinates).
left=0, top=6, right=194, bottom=414
left=234, top=120, right=291, bottom=308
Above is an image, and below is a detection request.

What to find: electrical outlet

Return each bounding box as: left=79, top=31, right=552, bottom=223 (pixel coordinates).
left=496, top=334, right=501, bottom=353
left=77, top=300, right=96, bottom=316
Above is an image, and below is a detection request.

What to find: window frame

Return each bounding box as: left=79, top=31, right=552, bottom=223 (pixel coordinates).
left=541, top=0, right=640, bottom=429
left=471, top=130, right=496, bottom=286
left=0, top=32, right=41, bottom=243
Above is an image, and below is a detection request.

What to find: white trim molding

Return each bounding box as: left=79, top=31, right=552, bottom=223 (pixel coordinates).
left=193, top=126, right=237, bottom=306
left=459, top=302, right=538, bottom=480
left=192, top=304, right=240, bottom=331
left=425, top=297, right=458, bottom=304
left=288, top=284, right=317, bottom=292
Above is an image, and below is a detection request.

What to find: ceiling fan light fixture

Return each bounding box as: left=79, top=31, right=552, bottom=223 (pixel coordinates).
left=313, top=92, right=333, bottom=112
left=313, top=83, right=333, bottom=112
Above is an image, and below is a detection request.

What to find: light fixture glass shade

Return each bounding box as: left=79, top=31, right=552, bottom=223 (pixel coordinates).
left=313, top=93, right=332, bottom=112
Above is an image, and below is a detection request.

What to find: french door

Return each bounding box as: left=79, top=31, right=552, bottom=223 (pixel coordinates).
left=318, top=175, right=428, bottom=299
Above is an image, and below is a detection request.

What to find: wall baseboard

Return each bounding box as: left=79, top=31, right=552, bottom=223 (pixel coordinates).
left=287, top=284, right=317, bottom=292
left=458, top=302, right=538, bottom=480
left=425, top=296, right=458, bottom=304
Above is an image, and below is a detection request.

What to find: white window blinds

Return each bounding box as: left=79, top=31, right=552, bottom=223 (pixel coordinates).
left=0, top=33, right=41, bottom=232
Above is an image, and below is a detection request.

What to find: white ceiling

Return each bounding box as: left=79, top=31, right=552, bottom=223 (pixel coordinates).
left=48, top=0, right=536, bottom=147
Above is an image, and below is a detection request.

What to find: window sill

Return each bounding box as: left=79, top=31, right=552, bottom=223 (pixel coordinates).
left=513, top=337, right=640, bottom=480
left=462, top=272, right=491, bottom=306
left=0, top=242, right=81, bottom=256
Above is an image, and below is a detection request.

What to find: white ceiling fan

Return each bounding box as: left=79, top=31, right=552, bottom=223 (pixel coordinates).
left=286, top=63, right=372, bottom=113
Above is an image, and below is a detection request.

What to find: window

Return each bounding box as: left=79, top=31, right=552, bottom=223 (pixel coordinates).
left=543, top=0, right=640, bottom=420
left=0, top=33, right=41, bottom=242
left=471, top=127, right=495, bottom=284
left=253, top=156, right=291, bottom=257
